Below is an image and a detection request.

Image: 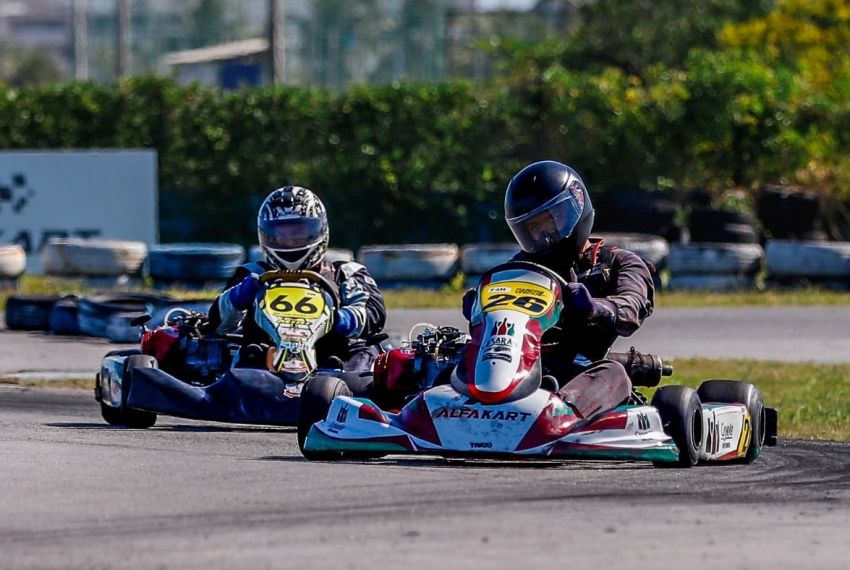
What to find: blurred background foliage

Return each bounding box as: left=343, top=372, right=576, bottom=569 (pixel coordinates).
left=1, top=0, right=850, bottom=247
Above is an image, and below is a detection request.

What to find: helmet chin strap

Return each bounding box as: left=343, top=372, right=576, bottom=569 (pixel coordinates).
left=265, top=247, right=312, bottom=271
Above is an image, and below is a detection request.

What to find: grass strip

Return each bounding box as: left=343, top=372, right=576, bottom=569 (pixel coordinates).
left=651, top=358, right=850, bottom=441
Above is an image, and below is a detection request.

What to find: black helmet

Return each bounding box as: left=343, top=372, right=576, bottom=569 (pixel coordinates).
left=257, top=186, right=329, bottom=270
left=504, top=160, right=594, bottom=260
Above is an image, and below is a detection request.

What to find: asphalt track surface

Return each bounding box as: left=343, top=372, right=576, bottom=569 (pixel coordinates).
left=2, top=307, right=850, bottom=569
left=2, top=386, right=849, bottom=570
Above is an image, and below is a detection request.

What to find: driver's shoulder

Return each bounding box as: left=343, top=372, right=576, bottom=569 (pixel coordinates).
left=330, top=259, right=371, bottom=280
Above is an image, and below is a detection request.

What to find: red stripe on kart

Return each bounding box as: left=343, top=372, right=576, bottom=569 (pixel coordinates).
left=516, top=394, right=580, bottom=451
left=397, top=393, right=442, bottom=446
left=571, top=410, right=629, bottom=433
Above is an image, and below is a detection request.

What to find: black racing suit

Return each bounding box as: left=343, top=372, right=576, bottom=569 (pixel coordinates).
left=508, top=238, right=655, bottom=415
left=514, top=238, right=655, bottom=381
left=206, top=259, right=386, bottom=374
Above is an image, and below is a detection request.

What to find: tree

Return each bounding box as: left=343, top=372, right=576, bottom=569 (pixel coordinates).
left=563, top=0, right=774, bottom=76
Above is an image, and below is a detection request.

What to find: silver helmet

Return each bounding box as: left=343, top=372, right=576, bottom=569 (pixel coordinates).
left=257, top=186, right=329, bottom=270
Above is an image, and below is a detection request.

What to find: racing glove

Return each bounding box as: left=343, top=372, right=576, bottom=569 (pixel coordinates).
left=565, top=282, right=616, bottom=326
left=461, top=288, right=476, bottom=320
left=227, top=273, right=261, bottom=311
left=333, top=306, right=359, bottom=337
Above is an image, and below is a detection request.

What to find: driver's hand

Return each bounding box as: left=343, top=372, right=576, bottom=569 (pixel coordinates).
left=227, top=273, right=261, bottom=310
left=333, top=307, right=358, bottom=337
left=565, top=282, right=616, bottom=325
left=564, top=282, right=594, bottom=317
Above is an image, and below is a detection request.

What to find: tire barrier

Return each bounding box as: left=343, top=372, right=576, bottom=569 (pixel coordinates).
left=668, top=243, right=764, bottom=276
left=325, top=248, right=355, bottom=264
left=594, top=233, right=670, bottom=270
left=461, top=243, right=517, bottom=286
left=77, top=293, right=173, bottom=339
left=0, top=244, right=27, bottom=279
left=41, top=238, right=148, bottom=277
left=766, top=240, right=850, bottom=285
left=687, top=208, right=758, bottom=244
left=667, top=243, right=764, bottom=291
left=594, top=190, right=680, bottom=241
left=4, top=295, right=60, bottom=331
left=757, top=185, right=825, bottom=240
left=358, top=244, right=459, bottom=288
left=48, top=296, right=82, bottom=335
left=249, top=245, right=354, bottom=265
left=147, top=244, right=245, bottom=284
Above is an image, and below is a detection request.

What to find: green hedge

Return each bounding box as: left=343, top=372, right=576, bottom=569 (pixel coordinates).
left=1, top=53, right=846, bottom=248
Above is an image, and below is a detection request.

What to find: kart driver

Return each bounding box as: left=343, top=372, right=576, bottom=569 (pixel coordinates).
left=206, top=186, right=386, bottom=378
left=464, top=160, right=655, bottom=417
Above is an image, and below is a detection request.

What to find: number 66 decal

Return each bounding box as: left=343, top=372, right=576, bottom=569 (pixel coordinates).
left=264, top=286, right=326, bottom=318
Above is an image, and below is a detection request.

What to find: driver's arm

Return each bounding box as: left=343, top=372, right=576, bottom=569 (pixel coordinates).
left=333, top=261, right=386, bottom=339
left=207, top=266, right=259, bottom=334
left=592, top=249, right=655, bottom=337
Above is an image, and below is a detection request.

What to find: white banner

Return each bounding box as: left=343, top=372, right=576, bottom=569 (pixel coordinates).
left=0, top=150, right=158, bottom=272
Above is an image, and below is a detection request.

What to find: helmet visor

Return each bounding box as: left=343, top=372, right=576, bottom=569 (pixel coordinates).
left=258, top=217, right=327, bottom=250
left=506, top=188, right=583, bottom=253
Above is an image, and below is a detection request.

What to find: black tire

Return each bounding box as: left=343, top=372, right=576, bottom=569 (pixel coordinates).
left=298, top=375, right=352, bottom=460
left=697, top=379, right=765, bottom=464
left=77, top=293, right=170, bottom=339
left=120, top=355, right=158, bottom=429
left=652, top=385, right=703, bottom=468
left=688, top=208, right=759, bottom=244
left=100, top=401, right=124, bottom=425
left=5, top=295, right=59, bottom=331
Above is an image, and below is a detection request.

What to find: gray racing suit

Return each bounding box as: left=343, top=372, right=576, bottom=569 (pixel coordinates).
left=206, top=259, right=386, bottom=373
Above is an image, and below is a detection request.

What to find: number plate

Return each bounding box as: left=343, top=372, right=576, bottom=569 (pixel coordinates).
left=479, top=280, right=554, bottom=317
left=263, top=285, right=326, bottom=319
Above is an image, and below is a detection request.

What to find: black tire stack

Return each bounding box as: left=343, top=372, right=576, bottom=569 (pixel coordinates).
left=594, top=189, right=681, bottom=243
left=757, top=185, right=850, bottom=288
left=669, top=208, right=763, bottom=291
left=147, top=243, right=245, bottom=289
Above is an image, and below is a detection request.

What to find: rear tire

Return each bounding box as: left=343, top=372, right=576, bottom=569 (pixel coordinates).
left=298, top=375, right=352, bottom=460
left=697, top=379, right=765, bottom=463
left=652, top=385, right=702, bottom=468
left=120, top=355, right=158, bottom=429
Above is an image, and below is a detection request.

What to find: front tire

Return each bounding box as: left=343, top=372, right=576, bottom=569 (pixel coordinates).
left=120, top=355, right=158, bottom=429
left=298, top=374, right=352, bottom=460
left=652, top=385, right=703, bottom=468
left=697, top=379, right=765, bottom=463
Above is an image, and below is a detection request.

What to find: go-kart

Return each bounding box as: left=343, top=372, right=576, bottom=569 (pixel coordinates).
left=299, top=261, right=778, bottom=466
left=95, top=270, right=342, bottom=428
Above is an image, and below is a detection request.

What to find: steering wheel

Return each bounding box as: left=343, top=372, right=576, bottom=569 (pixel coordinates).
left=258, top=269, right=341, bottom=308
left=480, top=260, right=571, bottom=293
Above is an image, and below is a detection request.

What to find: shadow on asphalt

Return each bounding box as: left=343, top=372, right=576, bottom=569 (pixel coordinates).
left=45, top=422, right=295, bottom=434
left=255, top=455, right=651, bottom=470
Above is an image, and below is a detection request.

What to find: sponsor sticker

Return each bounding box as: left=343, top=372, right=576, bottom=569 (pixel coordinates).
left=482, top=352, right=512, bottom=363
left=479, top=280, right=555, bottom=317
left=433, top=406, right=532, bottom=422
